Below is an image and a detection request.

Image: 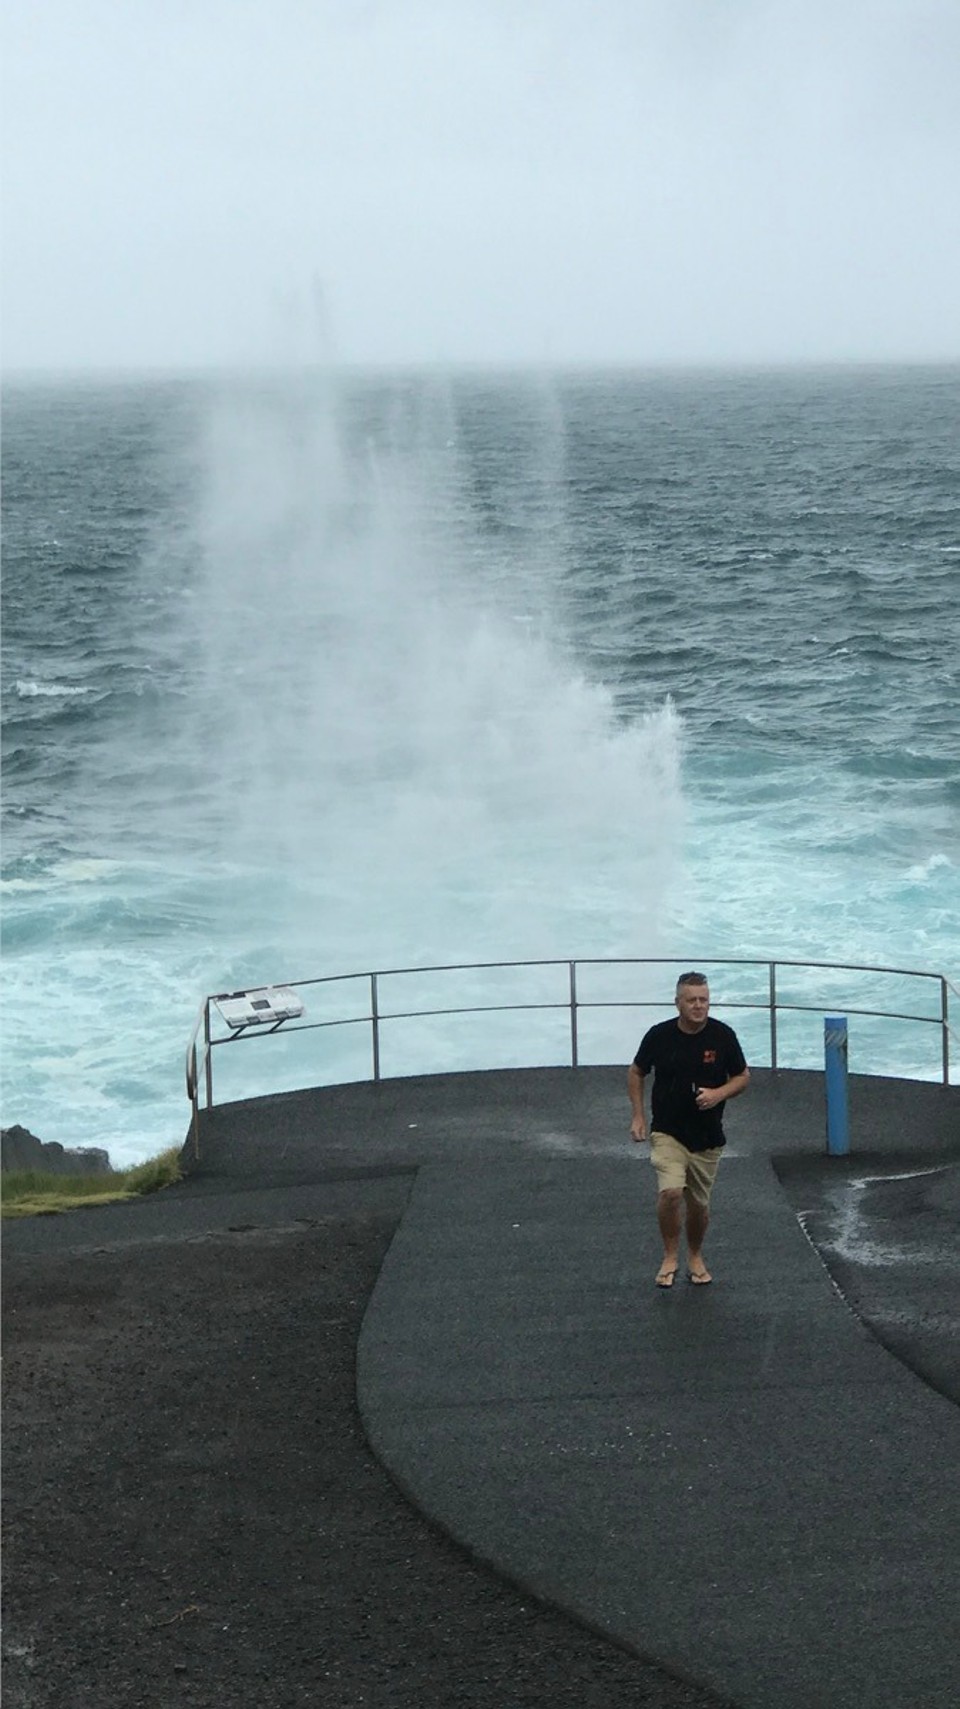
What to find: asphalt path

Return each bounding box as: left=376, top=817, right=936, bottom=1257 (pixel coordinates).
left=4, top=1066, right=958, bottom=1708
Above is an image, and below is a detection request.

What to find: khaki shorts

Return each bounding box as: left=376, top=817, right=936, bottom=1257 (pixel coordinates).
left=649, top=1131, right=722, bottom=1208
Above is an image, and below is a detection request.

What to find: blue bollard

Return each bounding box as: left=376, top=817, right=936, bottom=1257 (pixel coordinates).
left=824, top=1015, right=850, bottom=1156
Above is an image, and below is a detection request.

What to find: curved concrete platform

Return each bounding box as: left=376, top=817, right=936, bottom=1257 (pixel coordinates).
left=7, top=1065, right=957, bottom=1708
left=193, top=1064, right=958, bottom=1706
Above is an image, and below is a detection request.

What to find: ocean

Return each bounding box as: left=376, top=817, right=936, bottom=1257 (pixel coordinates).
left=2, top=365, right=958, bottom=1165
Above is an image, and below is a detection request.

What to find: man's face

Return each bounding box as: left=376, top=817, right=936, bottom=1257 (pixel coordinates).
left=676, top=982, right=710, bottom=1030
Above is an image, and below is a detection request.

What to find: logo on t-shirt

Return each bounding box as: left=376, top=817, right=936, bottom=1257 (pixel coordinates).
left=702, top=1050, right=717, bottom=1064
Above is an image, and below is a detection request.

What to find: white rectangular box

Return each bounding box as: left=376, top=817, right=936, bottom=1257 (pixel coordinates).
left=214, top=987, right=305, bottom=1030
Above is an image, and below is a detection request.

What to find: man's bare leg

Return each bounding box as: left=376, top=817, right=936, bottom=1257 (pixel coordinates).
left=684, top=1190, right=712, bottom=1282
left=655, top=1188, right=684, bottom=1286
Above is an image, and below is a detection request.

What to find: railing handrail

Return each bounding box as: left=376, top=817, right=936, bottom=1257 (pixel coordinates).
left=185, top=954, right=954, bottom=1123
left=207, top=953, right=949, bottom=989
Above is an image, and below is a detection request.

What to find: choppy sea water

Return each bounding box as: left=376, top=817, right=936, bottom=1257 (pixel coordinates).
left=2, top=367, right=958, bottom=1164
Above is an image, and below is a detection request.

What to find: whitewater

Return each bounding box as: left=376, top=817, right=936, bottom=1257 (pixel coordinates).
left=2, top=365, right=958, bottom=1164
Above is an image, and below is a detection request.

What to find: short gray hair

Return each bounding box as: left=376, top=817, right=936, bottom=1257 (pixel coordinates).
left=676, top=971, right=708, bottom=991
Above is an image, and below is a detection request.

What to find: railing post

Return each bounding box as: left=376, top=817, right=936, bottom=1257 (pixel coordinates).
left=941, top=978, right=950, bottom=1086
left=371, top=972, right=381, bottom=1082
left=191, top=1056, right=202, bottom=1160
left=569, top=961, right=579, bottom=1068
left=203, top=1001, right=213, bottom=1109
left=824, top=1015, right=850, bottom=1155
left=769, top=962, right=778, bottom=1072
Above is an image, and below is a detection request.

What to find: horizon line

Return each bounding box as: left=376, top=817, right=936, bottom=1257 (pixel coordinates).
left=5, top=354, right=960, bottom=387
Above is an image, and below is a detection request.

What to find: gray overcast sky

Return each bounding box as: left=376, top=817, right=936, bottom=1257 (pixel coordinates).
left=3, top=0, right=959, bottom=371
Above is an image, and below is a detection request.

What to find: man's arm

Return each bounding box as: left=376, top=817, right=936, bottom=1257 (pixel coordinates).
left=627, top=1062, right=648, bottom=1141
left=694, top=1067, right=750, bottom=1111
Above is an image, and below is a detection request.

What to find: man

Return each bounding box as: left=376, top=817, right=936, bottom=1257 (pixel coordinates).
left=628, top=972, right=750, bottom=1288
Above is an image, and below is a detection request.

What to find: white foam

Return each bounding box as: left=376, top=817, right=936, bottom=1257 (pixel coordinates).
left=16, top=679, right=91, bottom=697
left=49, top=859, right=124, bottom=884
left=903, top=853, right=952, bottom=882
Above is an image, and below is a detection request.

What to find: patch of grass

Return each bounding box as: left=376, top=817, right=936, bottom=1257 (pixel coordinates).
left=1, top=1146, right=182, bottom=1219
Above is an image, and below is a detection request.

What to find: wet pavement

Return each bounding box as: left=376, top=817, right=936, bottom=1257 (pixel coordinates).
left=7, top=1065, right=959, bottom=1708
left=189, top=1063, right=959, bottom=1708
left=775, top=1149, right=960, bottom=1404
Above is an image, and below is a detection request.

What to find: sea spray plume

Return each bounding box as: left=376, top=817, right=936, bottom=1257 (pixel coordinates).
left=185, top=367, right=686, bottom=975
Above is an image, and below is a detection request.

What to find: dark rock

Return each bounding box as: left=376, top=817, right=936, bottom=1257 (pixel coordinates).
left=1, top=1126, right=112, bottom=1175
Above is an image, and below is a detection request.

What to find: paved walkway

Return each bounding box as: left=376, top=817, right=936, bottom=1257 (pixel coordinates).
left=358, top=1147, right=958, bottom=1709
left=12, top=1065, right=957, bottom=1706
left=187, top=1059, right=949, bottom=1709
left=182, top=1063, right=960, bottom=1708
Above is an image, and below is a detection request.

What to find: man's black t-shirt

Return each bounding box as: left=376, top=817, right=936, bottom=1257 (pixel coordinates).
left=633, top=1017, right=747, bottom=1152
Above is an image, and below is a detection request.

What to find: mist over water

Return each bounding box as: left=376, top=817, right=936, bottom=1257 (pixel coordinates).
left=179, top=372, right=684, bottom=971
left=2, top=366, right=958, bottom=1162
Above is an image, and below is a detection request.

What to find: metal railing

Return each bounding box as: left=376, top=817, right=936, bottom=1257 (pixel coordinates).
left=185, top=956, right=958, bottom=1125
